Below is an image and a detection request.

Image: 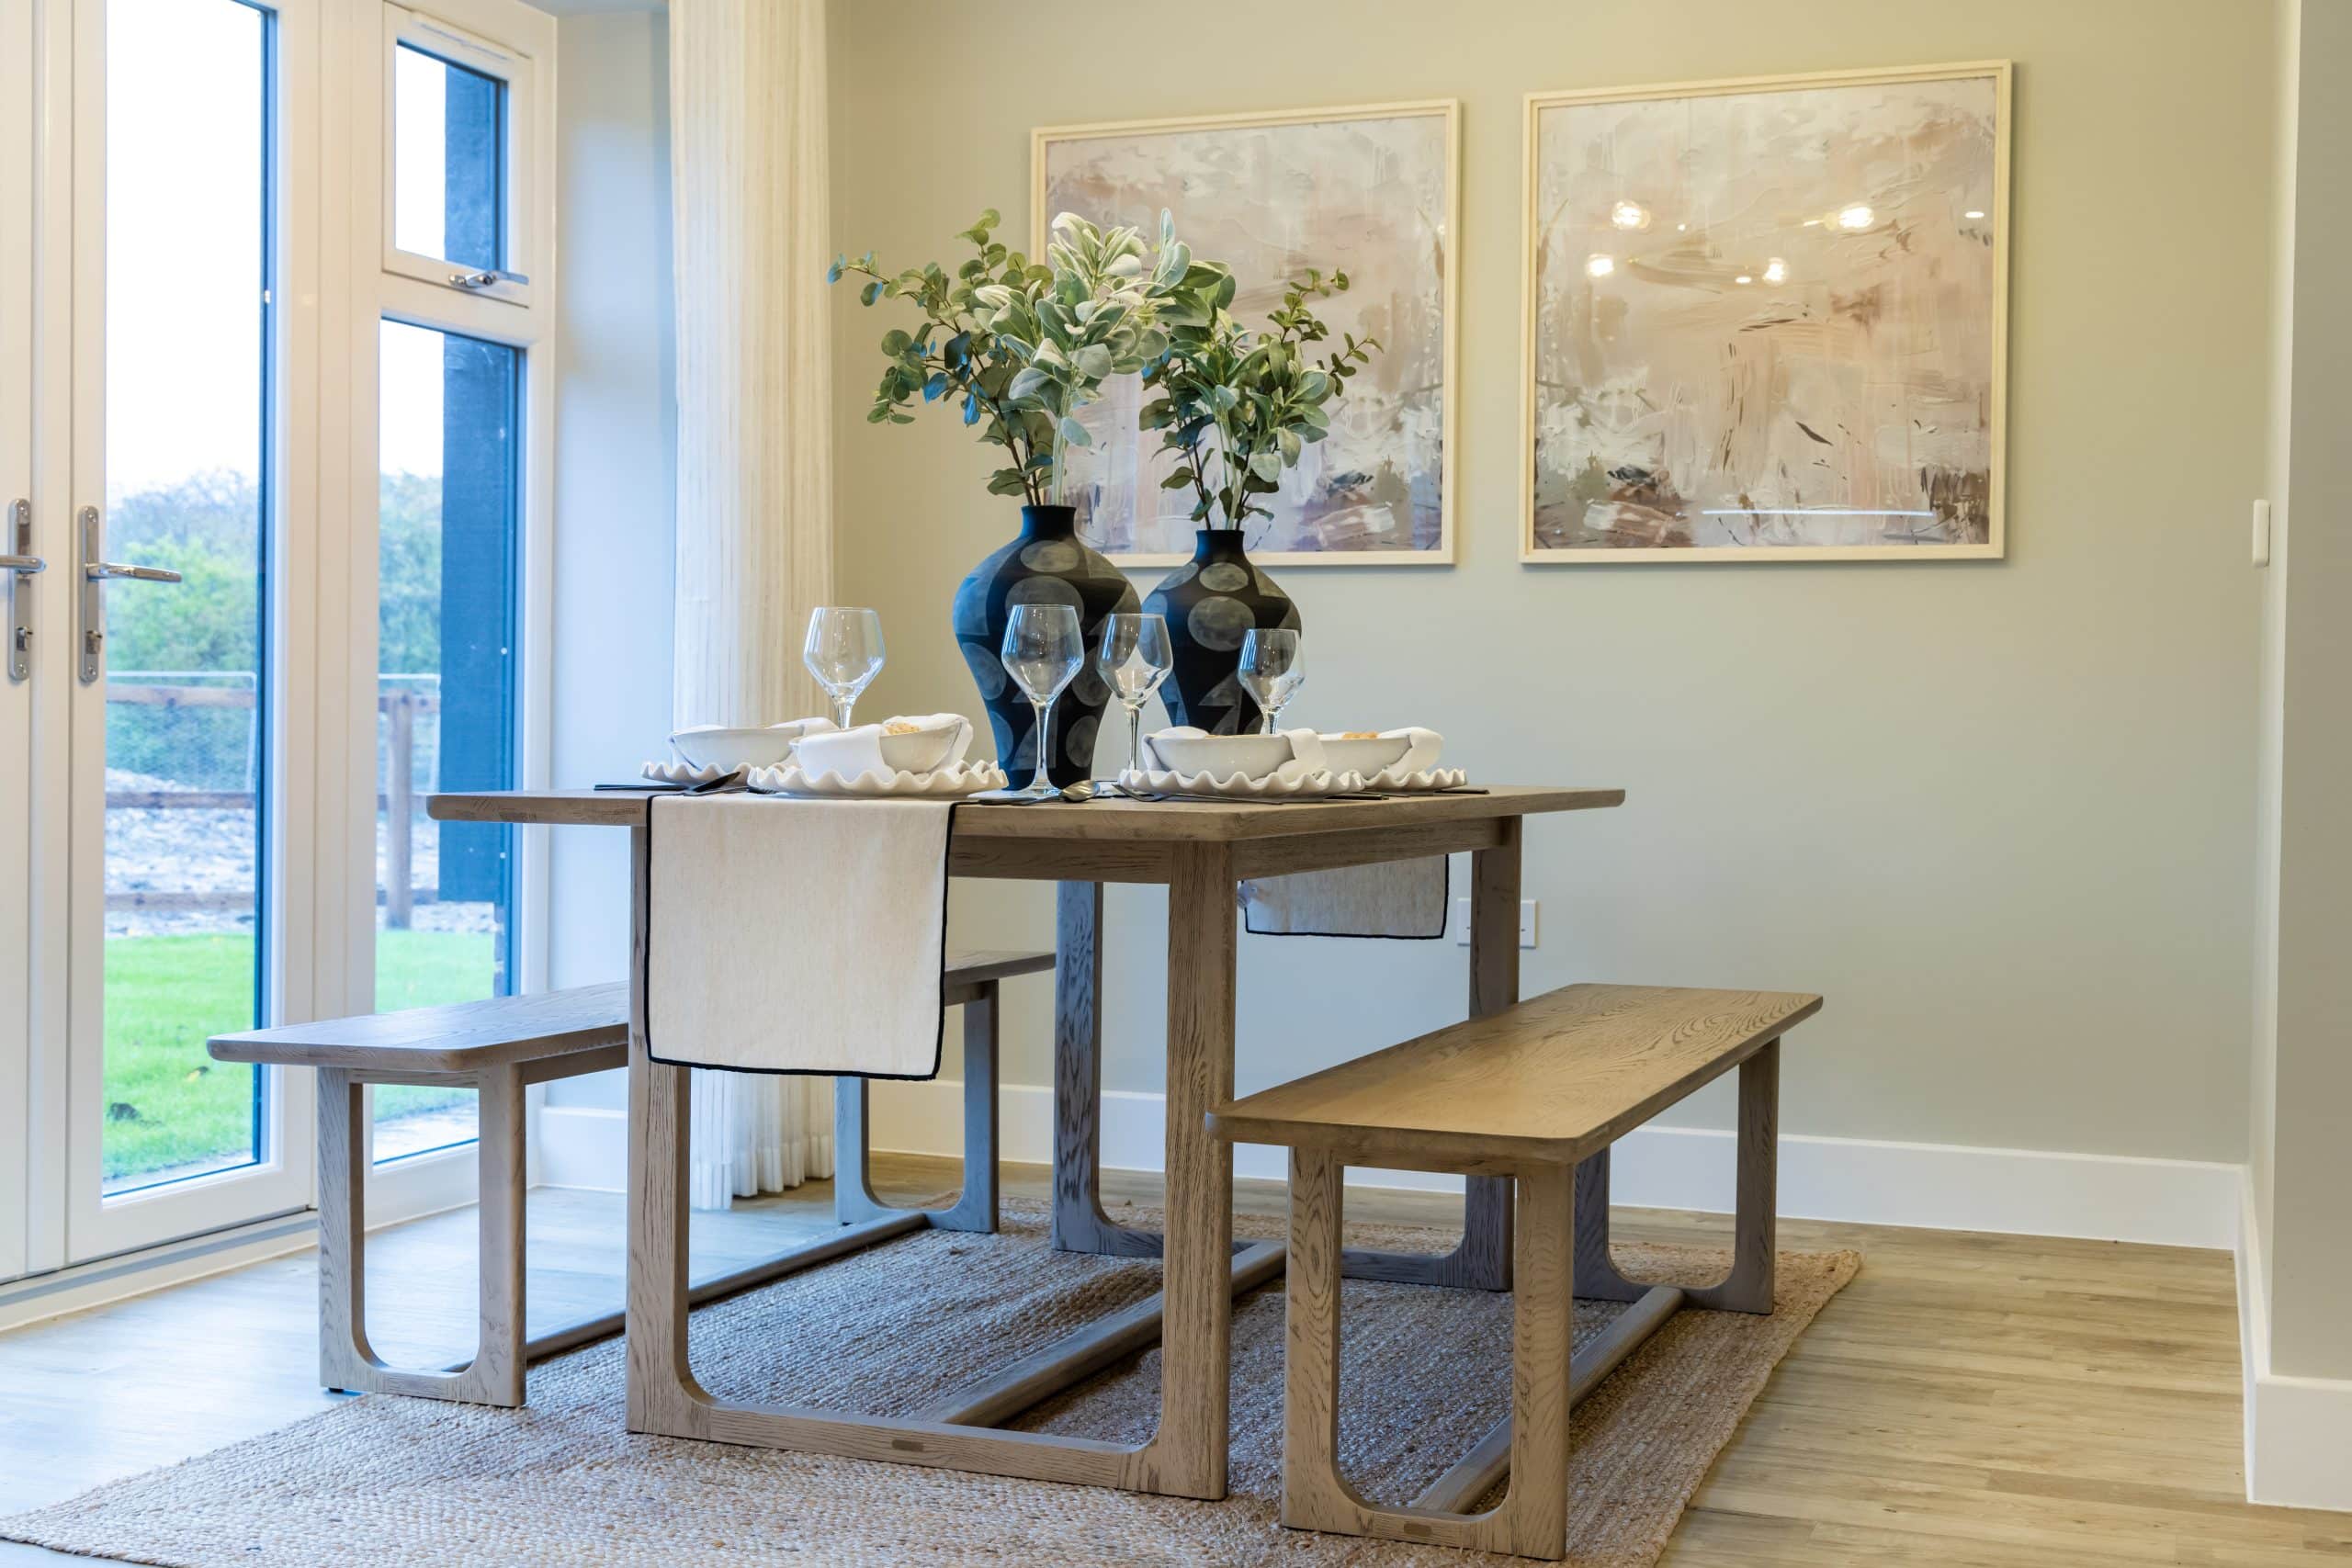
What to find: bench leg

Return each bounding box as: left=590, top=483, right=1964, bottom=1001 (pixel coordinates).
left=316, top=1066, right=526, bottom=1406
left=1683, top=1039, right=1779, bottom=1314
left=834, top=982, right=1001, bottom=1234
left=317, top=1066, right=371, bottom=1396
left=1283, top=1150, right=1573, bottom=1560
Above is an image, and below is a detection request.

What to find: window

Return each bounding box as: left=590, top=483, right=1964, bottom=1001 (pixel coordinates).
left=374, top=319, right=521, bottom=1163
left=381, top=5, right=537, bottom=305
left=98, top=0, right=273, bottom=1197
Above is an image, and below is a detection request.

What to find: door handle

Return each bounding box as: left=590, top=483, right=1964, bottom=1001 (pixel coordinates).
left=5, top=499, right=37, bottom=682
left=77, top=504, right=182, bottom=684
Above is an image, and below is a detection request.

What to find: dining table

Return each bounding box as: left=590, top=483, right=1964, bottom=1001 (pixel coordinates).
left=427, top=783, right=1624, bottom=1500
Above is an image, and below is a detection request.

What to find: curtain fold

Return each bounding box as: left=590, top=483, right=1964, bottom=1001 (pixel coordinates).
left=670, top=0, right=835, bottom=1210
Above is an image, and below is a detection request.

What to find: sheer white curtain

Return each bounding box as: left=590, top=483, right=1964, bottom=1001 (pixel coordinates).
left=669, top=0, right=835, bottom=1209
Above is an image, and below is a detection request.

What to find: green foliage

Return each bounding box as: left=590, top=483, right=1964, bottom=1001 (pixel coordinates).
left=104, top=470, right=446, bottom=677
left=831, top=209, right=1212, bottom=506
left=1139, top=265, right=1381, bottom=530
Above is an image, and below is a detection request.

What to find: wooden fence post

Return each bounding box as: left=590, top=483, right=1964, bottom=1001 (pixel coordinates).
left=385, top=690, right=414, bottom=930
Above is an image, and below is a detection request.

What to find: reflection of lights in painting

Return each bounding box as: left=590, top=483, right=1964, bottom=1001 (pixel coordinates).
left=1762, top=257, right=1788, bottom=284
left=1837, top=204, right=1875, bottom=230
left=1609, top=199, right=1650, bottom=230
left=1586, top=254, right=1615, bottom=278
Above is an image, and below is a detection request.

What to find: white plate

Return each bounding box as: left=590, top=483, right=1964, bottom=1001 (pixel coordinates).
left=1117, top=767, right=1367, bottom=801
left=1318, top=735, right=1415, bottom=776
left=1364, top=765, right=1470, bottom=793
left=747, top=761, right=1010, bottom=798
left=640, top=758, right=736, bottom=786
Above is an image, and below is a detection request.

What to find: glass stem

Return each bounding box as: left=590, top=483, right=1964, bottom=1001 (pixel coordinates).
left=1125, top=702, right=1143, bottom=776
left=831, top=694, right=854, bottom=731
left=1030, top=697, right=1054, bottom=793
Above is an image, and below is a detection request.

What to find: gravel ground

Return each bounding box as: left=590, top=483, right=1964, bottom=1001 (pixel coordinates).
left=105, top=766, right=496, bottom=939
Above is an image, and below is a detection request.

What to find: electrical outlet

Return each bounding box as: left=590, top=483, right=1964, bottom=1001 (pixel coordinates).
left=1453, top=897, right=1538, bottom=948
left=2253, top=498, right=2272, bottom=568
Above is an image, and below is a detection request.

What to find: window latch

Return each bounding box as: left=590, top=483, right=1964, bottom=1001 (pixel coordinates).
left=449, top=268, right=530, bottom=290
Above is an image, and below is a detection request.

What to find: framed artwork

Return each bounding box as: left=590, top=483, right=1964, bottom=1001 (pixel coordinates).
left=1521, top=62, right=2011, bottom=563
left=1035, top=100, right=1458, bottom=567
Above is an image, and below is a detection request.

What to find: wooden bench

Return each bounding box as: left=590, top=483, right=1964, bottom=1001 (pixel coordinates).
left=209, top=950, right=1052, bottom=1408
left=1207, top=982, right=1820, bottom=1561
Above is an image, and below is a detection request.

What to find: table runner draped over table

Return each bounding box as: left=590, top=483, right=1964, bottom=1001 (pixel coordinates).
left=646, top=794, right=954, bottom=1078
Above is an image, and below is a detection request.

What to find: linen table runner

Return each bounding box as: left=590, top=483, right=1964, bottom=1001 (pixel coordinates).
left=646, top=795, right=953, bottom=1078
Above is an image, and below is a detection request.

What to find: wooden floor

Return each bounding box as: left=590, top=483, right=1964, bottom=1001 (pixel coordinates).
left=0, top=1156, right=2345, bottom=1564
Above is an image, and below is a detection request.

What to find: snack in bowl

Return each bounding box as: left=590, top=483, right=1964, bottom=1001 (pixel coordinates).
left=1317, top=731, right=1414, bottom=777
left=795, top=714, right=972, bottom=779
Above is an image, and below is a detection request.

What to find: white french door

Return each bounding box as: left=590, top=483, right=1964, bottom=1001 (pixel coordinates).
left=1, top=0, right=40, bottom=1283
left=3, top=0, right=322, bottom=1271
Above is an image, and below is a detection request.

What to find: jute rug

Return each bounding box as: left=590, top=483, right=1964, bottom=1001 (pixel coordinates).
left=2, top=1201, right=1857, bottom=1566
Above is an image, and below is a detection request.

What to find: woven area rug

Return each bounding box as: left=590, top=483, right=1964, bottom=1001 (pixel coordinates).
left=3, top=1201, right=1857, bottom=1566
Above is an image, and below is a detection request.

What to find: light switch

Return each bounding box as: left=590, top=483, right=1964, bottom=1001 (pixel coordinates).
left=2254, top=498, right=2272, bottom=568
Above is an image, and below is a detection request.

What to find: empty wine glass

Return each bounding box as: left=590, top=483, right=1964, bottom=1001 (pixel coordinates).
left=1000, top=604, right=1085, bottom=799
left=1239, top=627, right=1305, bottom=734
left=1096, top=613, right=1172, bottom=794
left=803, top=607, right=887, bottom=730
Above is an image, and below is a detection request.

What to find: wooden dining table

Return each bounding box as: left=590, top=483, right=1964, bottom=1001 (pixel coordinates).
left=428, top=784, right=1623, bottom=1500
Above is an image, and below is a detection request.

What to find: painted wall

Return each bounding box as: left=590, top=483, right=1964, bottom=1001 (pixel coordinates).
left=826, top=0, right=2273, bottom=1168
left=543, top=8, right=673, bottom=1114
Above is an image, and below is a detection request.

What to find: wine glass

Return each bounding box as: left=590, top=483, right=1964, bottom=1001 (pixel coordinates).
left=1096, top=613, right=1172, bottom=794
left=803, top=607, right=887, bottom=731
left=1239, top=627, right=1305, bottom=734
left=1000, top=604, right=1085, bottom=799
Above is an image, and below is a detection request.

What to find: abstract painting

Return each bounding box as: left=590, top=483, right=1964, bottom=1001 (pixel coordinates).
left=1523, top=64, right=2009, bottom=561
left=1036, top=102, right=1457, bottom=565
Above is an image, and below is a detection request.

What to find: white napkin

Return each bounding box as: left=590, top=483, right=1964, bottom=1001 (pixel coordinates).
left=1383, top=727, right=1444, bottom=776
left=646, top=795, right=954, bottom=1077
left=792, top=714, right=974, bottom=782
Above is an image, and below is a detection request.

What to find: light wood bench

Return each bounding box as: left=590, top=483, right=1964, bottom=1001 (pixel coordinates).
left=1208, top=982, right=1820, bottom=1561
left=209, top=951, right=1051, bottom=1408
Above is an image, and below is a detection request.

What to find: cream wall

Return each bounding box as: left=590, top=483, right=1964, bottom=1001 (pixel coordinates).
left=543, top=7, right=673, bottom=1115
left=826, top=0, right=2274, bottom=1166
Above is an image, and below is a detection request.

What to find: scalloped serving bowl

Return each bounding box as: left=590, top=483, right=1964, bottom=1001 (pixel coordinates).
left=1146, top=732, right=1294, bottom=781
left=668, top=722, right=825, bottom=773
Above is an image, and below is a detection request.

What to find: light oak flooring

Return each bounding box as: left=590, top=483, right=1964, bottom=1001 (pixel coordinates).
left=0, top=1156, right=2345, bottom=1564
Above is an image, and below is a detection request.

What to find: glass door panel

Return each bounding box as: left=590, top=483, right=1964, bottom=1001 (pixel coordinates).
left=373, top=318, right=518, bottom=1164
left=96, top=0, right=269, bottom=1197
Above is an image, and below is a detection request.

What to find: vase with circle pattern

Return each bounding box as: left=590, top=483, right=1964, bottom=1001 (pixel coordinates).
left=952, top=504, right=1139, bottom=788
left=1143, top=528, right=1301, bottom=736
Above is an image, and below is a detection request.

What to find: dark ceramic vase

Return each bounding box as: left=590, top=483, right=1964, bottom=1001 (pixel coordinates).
left=953, top=504, right=1139, bottom=787
left=1143, top=528, right=1301, bottom=736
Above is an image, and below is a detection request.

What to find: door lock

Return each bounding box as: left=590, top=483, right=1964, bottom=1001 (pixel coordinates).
left=3, top=500, right=39, bottom=682
left=76, top=505, right=182, bottom=684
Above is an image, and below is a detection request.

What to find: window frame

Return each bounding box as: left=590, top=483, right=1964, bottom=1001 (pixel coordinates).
left=378, top=0, right=539, bottom=310
left=342, top=0, right=553, bottom=1211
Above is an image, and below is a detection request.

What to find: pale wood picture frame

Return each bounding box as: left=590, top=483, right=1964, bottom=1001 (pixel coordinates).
left=1035, top=100, right=1461, bottom=568
left=1520, top=62, right=2013, bottom=564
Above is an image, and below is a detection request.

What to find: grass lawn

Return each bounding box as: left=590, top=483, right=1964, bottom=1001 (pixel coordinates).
left=103, top=930, right=492, bottom=1184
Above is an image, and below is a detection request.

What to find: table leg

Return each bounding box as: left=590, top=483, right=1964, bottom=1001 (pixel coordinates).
left=1051, top=879, right=1163, bottom=1258
left=1341, top=817, right=1519, bottom=1292
left=1133, top=841, right=1238, bottom=1500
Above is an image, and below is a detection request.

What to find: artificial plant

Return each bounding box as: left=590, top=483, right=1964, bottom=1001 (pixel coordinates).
left=1139, top=267, right=1381, bottom=530
left=831, top=210, right=1209, bottom=505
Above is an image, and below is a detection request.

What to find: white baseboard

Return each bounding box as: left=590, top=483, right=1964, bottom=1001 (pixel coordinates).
left=538, top=1105, right=628, bottom=1190
left=2235, top=1176, right=2352, bottom=1511
left=842, top=1078, right=2243, bottom=1252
